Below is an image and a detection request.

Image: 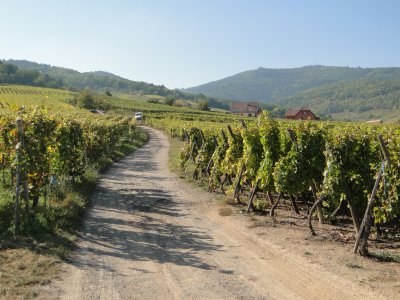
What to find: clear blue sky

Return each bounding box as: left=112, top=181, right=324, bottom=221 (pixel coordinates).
left=1, top=0, right=400, bottom=88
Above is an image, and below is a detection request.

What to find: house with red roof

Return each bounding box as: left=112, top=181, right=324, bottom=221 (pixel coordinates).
left=285, top=107, right=319, bottom=120
left=230, top=102, right=261, bottom=117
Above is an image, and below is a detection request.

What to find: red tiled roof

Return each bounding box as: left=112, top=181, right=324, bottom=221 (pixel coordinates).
left=231, top=102, right=260, bottom=113
left=285, top=109, right=302, bottom=117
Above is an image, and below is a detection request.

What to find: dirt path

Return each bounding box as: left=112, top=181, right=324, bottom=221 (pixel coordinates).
left=45, top=127, right=395, bottom=300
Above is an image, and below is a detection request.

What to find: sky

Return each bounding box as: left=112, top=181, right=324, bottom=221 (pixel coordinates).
left=1, top=0, right=400, bottom=88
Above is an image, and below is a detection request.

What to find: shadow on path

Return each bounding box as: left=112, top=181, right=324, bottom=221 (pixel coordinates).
left=67, top=128, right=224, bottom=274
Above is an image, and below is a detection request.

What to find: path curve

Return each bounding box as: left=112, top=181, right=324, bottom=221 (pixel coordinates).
left=48, top=127, right=378, bottom=300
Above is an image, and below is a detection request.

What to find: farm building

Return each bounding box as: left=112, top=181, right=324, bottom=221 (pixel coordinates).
left=285, top=107, right=319, bottom=120
left=230, top=102, right=262, bottom=117
left=365, top=119, right=383, bottom=124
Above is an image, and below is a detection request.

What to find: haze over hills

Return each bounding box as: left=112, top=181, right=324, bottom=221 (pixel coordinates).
left=3, top=59, right=400, bottom=121
left=1, top=59, right=233, bottom=110
left=3, top=59, right=175, bottom=97
left=185, top=66, right=400, bottom=120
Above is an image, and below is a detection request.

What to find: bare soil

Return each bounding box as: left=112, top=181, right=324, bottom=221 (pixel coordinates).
left=38, top=127, right=399, bottom=299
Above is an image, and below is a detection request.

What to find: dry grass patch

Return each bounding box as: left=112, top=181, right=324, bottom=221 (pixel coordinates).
left=218, top=207, right=234, bottom=216
left=0, top=248, right=61, bottom=299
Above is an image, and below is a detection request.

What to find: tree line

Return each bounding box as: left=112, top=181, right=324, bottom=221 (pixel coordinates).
left=0, top=61, right=63, bottom=88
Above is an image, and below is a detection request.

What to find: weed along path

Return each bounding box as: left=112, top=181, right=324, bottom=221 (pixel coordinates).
left=46, top=127, right=386, bottom=300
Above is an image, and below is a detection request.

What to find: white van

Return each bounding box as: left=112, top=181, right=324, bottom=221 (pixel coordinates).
left=134, top=112, right=143, bottom=120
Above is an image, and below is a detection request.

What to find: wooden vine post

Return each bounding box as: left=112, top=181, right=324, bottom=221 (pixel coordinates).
left=14, top=117, right=25, bottom=237
left=233, top=166, right=245, bottom=202
left=227, top=125, right=236, bottom=143
left=19, top=117, right=30, bottom=222
left=353, top=135, right=390, bottom=255
left=14, top=147, right=21, bottom=237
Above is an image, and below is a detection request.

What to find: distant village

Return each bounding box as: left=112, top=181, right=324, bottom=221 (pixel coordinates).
left=230, top=102, right=320, bottom=120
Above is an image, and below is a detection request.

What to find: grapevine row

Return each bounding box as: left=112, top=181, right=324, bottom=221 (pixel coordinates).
left=0, top=108, right=135, bottom=235
left=175, top=112, right=400, bottom=255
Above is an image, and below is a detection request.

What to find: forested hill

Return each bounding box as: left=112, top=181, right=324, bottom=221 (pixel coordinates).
left=280, top=78, right=400, bottom=115
left=0, top=61, right=63, bottom=88
left=3, top=59, right=173, bottom=96
left=185, top=66, right=400, bottom=103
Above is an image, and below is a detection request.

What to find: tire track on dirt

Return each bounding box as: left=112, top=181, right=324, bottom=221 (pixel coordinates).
left=45, top=127, right=380, bottom=300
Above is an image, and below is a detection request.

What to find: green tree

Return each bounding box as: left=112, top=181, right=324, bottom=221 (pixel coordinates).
left=197, top=100, right=210, bottom=111
left=76, top=90, right=95, bottom=109
left=164, top=96, right=176, bottom=106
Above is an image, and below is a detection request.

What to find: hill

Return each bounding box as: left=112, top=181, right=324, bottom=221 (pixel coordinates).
left=185, top=66, right=400, bottom=103
left=185, top=65, right=400, bottom=121
left=0, top=61, right=63, bottom=88
left=4, top=59, right=173, bottom=96
left=280, top=78, right=400, bottom=114
left=2, top=59, right=232, bottom=110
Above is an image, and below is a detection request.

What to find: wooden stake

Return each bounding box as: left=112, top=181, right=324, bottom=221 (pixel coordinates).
left=346, top=190, right=360, bottom=235
left=227, top=125, right=236, bottom=142
left=14, top=143, right=22, bottom=238
left=246, top=178, right=260, bottom=213
left=353, top=162, right=384, bottom=254
left=289, top=195, right=300, bottom=215
left=233, top=166, right=245, bottom=203
left=16, top=118, right=29, bottom=220
left=354, top=134, right=390, bottom=255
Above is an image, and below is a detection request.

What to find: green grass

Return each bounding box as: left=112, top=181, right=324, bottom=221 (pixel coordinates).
left=168, top=135, right=185, bottom=174
left=345, top=262, right=363, bottom=269
left=330, top=108, right=400, bottom=123
left=372, top=251, right=400, bottom=263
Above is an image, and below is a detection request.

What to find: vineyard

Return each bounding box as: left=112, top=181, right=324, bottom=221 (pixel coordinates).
left=1, top=83, right=399, bottom=254
left=161, top=112, right=400, bottom=256
left=0, top=85, right=146, bottom=238
left=0, top=84, right=242, bottom=240
left=0, top=83, right=399, bottom=299
left=0, top=85, right=76, bottom=110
